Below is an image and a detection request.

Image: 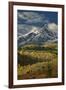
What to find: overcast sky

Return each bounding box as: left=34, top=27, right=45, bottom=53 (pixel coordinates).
left=17, top=10, right=58, bottom=34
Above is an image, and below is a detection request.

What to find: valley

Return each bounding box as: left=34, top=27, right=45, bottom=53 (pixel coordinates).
left=17, top=42, right=58, bottom=80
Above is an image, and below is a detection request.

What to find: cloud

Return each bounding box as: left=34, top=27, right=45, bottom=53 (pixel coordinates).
left=18, top=11, right=58, bottom=35
left=18, top=24, right=40, bottom=35
left=18, top=11, right=46, bottom=24
left=18, top=24, right=32, bottom=31
left=18, top=12, right=43, bottom=19
left=18, top=24, right=32, bottom=34
left=48, top=23, right=58, bottom=31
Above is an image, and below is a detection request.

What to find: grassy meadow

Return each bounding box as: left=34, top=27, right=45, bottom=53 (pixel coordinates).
left=17, top=43, right=58, bottom=80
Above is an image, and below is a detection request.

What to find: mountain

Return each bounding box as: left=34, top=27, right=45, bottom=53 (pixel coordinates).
left=31, top=24, right=57, bottom=44
left=18, top=29, right=39, bottom=46
left=18, top=24, right=58, bottom=47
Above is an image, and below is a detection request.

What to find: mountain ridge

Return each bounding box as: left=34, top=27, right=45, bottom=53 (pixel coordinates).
left=18, top=24, right=58, bottom=47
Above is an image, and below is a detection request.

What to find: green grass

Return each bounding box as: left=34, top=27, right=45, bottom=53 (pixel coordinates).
left=17, top=43, right=58, bottom=80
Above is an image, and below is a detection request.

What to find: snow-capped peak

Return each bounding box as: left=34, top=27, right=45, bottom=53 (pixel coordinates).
left=31, top=27, right=39, bottom=34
